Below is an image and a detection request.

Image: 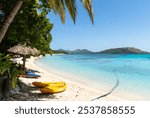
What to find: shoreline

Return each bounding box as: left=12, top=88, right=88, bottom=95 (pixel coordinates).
left=16, top=56, right=143, bottom=101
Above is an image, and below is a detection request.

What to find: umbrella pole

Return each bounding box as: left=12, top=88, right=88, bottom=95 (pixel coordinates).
left=23, top=55, right=26, bottom=70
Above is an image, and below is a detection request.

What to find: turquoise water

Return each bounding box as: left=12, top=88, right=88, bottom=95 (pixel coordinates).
left=36, top=54, right=150, bottom=100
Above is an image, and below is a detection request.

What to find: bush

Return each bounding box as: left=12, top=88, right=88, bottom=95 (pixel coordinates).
left=0, top=54, right=19, bottom=98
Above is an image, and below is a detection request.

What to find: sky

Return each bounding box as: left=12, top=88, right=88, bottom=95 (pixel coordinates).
left=48, top=0, right=150, bottom=52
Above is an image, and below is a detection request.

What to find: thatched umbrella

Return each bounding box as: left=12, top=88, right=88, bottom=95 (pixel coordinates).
left=8, top=44, right=40, bottom=70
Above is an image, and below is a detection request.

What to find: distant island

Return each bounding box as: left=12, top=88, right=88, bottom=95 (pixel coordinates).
left=52, top=49, right=93, bottom=54
left=97, top=47, right=150, bottom=54
left=53, top=47, right=150, bottom=54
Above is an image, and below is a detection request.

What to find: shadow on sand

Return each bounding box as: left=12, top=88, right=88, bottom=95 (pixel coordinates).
left=3, top=79, right=58, bottom=101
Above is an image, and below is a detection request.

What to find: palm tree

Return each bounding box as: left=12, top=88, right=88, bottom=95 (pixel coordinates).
left=0, top=0, right=94, bottom=43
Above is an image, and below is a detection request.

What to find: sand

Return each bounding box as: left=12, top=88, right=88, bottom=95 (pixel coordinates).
left=10, top=56, right=143, bottom=101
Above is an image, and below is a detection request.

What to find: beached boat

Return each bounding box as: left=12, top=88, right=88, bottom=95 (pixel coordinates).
left=32, top=81, right=66, bottom=88
left=32, top=81, right=67, bottom=94
left=40, top=84, right=67, bottom=94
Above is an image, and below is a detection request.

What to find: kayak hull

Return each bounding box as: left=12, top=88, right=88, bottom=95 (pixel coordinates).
left=32, top=82, right=66, bottom=88
left=40, top=85, right=66, bottom=94
left=32, top=81, right=67, bottom=94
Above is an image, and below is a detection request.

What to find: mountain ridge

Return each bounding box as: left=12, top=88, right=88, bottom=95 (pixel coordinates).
left=97, top=47, right=150, bottom=54
left=54, top=47, right=150, bottom=54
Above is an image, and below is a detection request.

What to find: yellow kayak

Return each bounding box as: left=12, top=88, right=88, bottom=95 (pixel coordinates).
left=40, top=83, right=67, bottom=94
left=32, top=81, right=66, bottom=88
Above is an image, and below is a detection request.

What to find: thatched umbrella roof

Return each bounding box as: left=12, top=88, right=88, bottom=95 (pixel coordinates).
left=8, top=44, right=40, bottom=56
left=8, top=44, right=40, bottom=70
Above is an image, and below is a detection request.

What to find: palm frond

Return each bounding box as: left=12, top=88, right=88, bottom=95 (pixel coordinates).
left=65, top=0, right=77, bottom=24
left=45, top=0, right=94, bottom=24
left=81, top=0, right=94, bottom=24
left=49, top=0, right=66, bottom=23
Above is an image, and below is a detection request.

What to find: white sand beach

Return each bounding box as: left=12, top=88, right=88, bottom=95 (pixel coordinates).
left=12, top=56, right=143, bottom=101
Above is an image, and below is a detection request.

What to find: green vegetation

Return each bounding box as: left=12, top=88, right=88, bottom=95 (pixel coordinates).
left=0, top=0, right=93, bottom=43
left=0, top=0, right=53, bottom=54
left=0, top=54, right=19, bottom=98
left=0, top=0, right=94, bottom=98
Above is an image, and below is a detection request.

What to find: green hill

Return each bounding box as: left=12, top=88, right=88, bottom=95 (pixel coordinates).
left=98, top=47, right=149, bottom=54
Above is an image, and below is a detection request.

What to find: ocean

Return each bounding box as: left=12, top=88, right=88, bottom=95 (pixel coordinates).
left=36, top=54, right=150, bottom=100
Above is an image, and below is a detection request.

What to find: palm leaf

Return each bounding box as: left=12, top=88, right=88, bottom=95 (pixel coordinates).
left=45, top=0, right=94, bottom=24
left=65, top=0, right=77, bottom=24
left=48, top=0, right=66, bottom=23
left=81, top=0, right=94, bottom=24
left=10, top=64, right=19, bottom=89
left=0, top=54, right=12, bottom=75
left=0, top=54, right=19, bottom=89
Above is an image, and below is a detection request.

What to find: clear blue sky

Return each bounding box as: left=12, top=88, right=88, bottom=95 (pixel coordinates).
left=48, top=0, right=150, bottom=52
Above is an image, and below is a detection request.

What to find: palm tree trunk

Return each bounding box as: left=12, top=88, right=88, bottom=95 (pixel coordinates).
left=0, top=0, right=23, bottom=43
left=22, top=55, right=26, bottom=71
